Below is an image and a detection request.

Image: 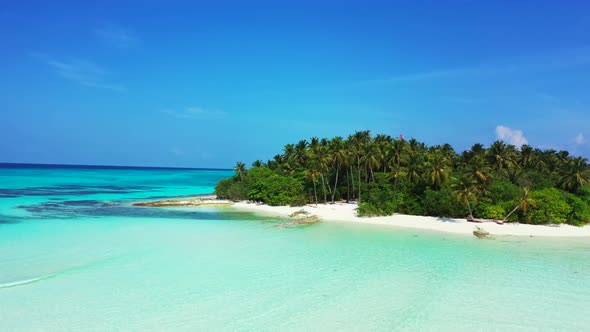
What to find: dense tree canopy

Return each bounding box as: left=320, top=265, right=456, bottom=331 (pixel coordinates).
left=216, top=131, right=590, bottom=225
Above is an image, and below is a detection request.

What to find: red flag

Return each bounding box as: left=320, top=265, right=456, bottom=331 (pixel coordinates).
left=399, top=134, right=404, bottom=140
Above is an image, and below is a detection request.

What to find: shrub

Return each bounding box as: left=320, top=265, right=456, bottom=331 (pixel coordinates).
left=564, top=193, right=590, bottom=226
left=215, top=178, right=248, bottom=201
left=487, top=179, right=520, bottom=204
left=422, top=187, right=461, bottom=217
left=525, top=188, right=572, bottom=224
left=246, top=167, right=305, bottom=206
left=225, top=181, right=249, bottom=201
left=215, top=178, right=233, bottom=199
left=358, top=173, right=397, bottom=216
left=479, top=204, right=506, bottom=220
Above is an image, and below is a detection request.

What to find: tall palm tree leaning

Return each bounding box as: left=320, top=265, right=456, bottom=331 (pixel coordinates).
left=504, top=187, right=536, bottom=222
left=234, top=161, right=247, bottom=182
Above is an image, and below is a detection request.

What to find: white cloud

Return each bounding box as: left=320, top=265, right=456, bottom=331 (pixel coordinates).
left=575, top=133, right=585, bottom=145
left=45, top=58, right=125, bottom=91
left=495, top=125, right=529, bottom=147
left=94, top=23, right=139, bottom=48
left=162, top=106, right=226, bottom=119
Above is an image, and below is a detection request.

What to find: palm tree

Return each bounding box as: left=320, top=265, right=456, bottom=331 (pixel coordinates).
left=406, top=153, right=423, bottom=184
left=234, top=161, right=246, bottom=182
left=461, top=143, right=486, bottom=164
left=504, top=188, right=536, bottom=222
left=305, top=168, right=320, bottom=205
left=273, top=154, right=284, bottom=164
left=453, top=179, right=479, bottom=219
left=426, top=151, right=449, bottom=190
left=463, top=155, right=491, bottom=190
left=518, top=145, right=534, bottom=168
left=488, top=140, right=516, bottom=174
left=351, top=131, right=370, bottom=203
left=330, top=137, right=347, bottom=202
left=315, top=146, right=332, bottom=203
left=540, top=149, right=559, bottom=172
left=361, top=143, right=382, bottom=182
left=470, top=143, right=486, bottom=156
left=294, top=140, right=308, bottom=167
left=387, top=165, right=407, bottom=188
left=309, top=137, right=331, bottom=203
left=408, top=138, right=420, bottom=155
left=440, top=143, right=456, bottom=160
left=386, top=139, right=407, bottom=171
left=345, top=139, right=356, bottom=201
left=560, top=157, right=590, bottom=193
left=282, top=144, right=295, bottom=164
left=530, top=148, right=548, bottom=171
left=374, top=134, right=392, bottom=171
left=251, top=160, right=264, bottom=168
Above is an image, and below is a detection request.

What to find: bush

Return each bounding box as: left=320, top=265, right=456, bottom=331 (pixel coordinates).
left=479, top=204, right=506, bottom=220
left=226, top=181, right=249, bottom=201
left=358, top=173, right=397, bottom=216
left=215, top=178, right=233, bottom=199
left=520, top=170, right=559, bottom=190
left=215, top=178, right=248, bottom=201
left=358, top=202, right=393, bottom=216
left=246, top=167, right=305, bottom=206
left=525, top=188, right=572, bottom=224
left=422, top=187, right=462, bottom=217
left=564, top=193, right=590, bottom=226
left=487, top=179, right=520, bottom=204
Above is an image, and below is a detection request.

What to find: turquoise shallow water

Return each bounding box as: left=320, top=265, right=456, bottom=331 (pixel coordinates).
left=1, top=165, right=590, bottom=331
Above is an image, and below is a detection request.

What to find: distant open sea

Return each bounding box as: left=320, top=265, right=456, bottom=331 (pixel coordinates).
left=1, top=163, right=589, bottom=331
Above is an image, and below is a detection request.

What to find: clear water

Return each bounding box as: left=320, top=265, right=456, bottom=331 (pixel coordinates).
left=1, top=165, right=589, bottom=331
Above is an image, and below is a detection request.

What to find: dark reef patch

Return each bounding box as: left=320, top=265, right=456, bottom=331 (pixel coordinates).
left=14, top=198, right=252, bottom=222
left=0, top=184, right=162, bottom=198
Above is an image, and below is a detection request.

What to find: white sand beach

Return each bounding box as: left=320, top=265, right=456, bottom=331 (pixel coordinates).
left=231, top=201, right=590, bottom=237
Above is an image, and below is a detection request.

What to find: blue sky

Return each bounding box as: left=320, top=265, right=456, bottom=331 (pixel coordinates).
left=1, top=1, right=590, bottom=168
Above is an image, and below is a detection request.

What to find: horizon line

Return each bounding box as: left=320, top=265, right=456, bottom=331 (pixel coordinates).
left=0, top=162, right=232, bottom=171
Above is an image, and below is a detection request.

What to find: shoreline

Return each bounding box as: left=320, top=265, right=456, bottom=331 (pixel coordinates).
left=134, top=197, right=590, bottom=238
left=230, top=201, right=590, bottom=238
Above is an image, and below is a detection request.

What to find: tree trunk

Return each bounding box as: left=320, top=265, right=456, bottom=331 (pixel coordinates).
left=313, top=180, right=318, bottom=206
left=504, top=205, right=520, bottom=222
left=350, top=166, right=355, bottom=200
left=325, top=173, right=333, bottom=196
left=357, top=157, right=362, bottom=204
left=346, top=167, right=351, bottom=202
left=332, top=164, right=339, bottom=203
left=320, top=173, right=328, bottom=204
left=466, top=200, right=474, bottom=219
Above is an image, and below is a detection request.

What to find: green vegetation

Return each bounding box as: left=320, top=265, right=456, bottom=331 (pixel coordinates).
left=216, top=131, right=590, bottom=225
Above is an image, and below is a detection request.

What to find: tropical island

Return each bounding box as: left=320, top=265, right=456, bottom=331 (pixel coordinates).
left=214, top=131, right=590, bottom=230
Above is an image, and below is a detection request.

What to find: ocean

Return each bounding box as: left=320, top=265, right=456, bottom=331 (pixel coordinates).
left=1, top=164, right=589, bottom=331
